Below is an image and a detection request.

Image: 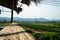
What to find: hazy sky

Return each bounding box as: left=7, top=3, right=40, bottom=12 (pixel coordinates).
left=0, top=0, right=60, bottom=19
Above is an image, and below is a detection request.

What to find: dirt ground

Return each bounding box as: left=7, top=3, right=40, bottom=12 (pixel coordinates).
left=0, top=23, right=35, bottom=40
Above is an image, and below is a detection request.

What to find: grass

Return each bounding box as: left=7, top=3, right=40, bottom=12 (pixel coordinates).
left=18, top=22, right=60, bottom=40
left=21, top=25, right=58, bottom=40
left=33, top=32, right=60, bottom=40
left=18, top=22, right=60, bottom=32
left=0, top=22, right=10, bottom=26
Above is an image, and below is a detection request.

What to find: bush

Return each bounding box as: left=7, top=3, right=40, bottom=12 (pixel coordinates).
left=18, top=23, right=60, bottom=32
left=52, top=33, right=60, bottom=40
left=26, top=30, right=33, bottom=33
left=33, top=33, right=60, bottom=40
left=33, top=33, right=51, bottom=40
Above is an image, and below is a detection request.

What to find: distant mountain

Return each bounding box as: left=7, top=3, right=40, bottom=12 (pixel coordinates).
left=13, top=17, right=48, bottom=22
left=0, top=17, right=60, bottom=22
left=49, top=19, right=60, bottom=22
left=0, top=17, right=10, bottom=22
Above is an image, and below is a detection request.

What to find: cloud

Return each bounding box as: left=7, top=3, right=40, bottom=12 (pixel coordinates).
left=42, top=0, right=60, bottom=6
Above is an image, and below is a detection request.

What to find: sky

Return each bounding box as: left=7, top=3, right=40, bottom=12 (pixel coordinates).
left=0, top=0, right=60, bottom=19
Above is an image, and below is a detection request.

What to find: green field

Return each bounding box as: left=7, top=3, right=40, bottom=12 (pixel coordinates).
left=18, top=22, right=60, bottom=40
left=0, top=22, right=10, bottom=26
left=18, top=22, right=60, bottom=32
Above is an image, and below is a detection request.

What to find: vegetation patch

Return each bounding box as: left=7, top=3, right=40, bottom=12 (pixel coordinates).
left=18, top=22, right=60, bottom=32
left=0, top=22, right=10, bottom=26
left=33, top=32, right=60, bottom=40
left=18, top=22, right=60, bottom=40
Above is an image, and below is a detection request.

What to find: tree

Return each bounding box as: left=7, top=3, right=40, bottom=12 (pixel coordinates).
left=0, top=0, right=42, bottom=23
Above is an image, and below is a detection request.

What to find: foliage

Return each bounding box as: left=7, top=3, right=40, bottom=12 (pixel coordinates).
left=33, top=32, right=60, bottom=40
left=18, top=22, right=60, bottom=32
left=0, top=22, right=10, bottom=26
left=18, top=22, right=60, bottom=40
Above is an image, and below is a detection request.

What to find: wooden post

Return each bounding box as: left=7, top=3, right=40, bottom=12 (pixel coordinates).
left=11, top=9, right=13, bottom=23
left=11, top=0, right=14, bottom=23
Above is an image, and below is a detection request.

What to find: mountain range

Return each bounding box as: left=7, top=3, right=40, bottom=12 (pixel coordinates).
left=0, top=17, right=60, bottom=22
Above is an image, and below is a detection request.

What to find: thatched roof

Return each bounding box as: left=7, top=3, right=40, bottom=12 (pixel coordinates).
left=0, top=0, right=41, bottom=13
left=0, top=0, right=21, bottom=13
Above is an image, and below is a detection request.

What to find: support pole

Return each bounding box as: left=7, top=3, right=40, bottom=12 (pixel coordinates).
left=11, top=9, right=13, bottom=23
left=11, top=0, right=14, bottom=23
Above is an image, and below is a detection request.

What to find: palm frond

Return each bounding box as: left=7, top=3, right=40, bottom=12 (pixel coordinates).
left=21, top=0, right=42, bottom=6
left=21, top=0, right=31, bottom=6
left=16, top=7, right=23, bottom=14
left=31, top=0, right=41, bottom=4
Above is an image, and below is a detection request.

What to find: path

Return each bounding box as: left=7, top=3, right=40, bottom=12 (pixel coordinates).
left=0, top=23, right=35, bottom=40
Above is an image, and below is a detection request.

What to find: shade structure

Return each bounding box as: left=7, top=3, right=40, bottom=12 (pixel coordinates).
left=0, top=0, right=23, bottom=13
left=0, top=0, right=42, bottom=13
